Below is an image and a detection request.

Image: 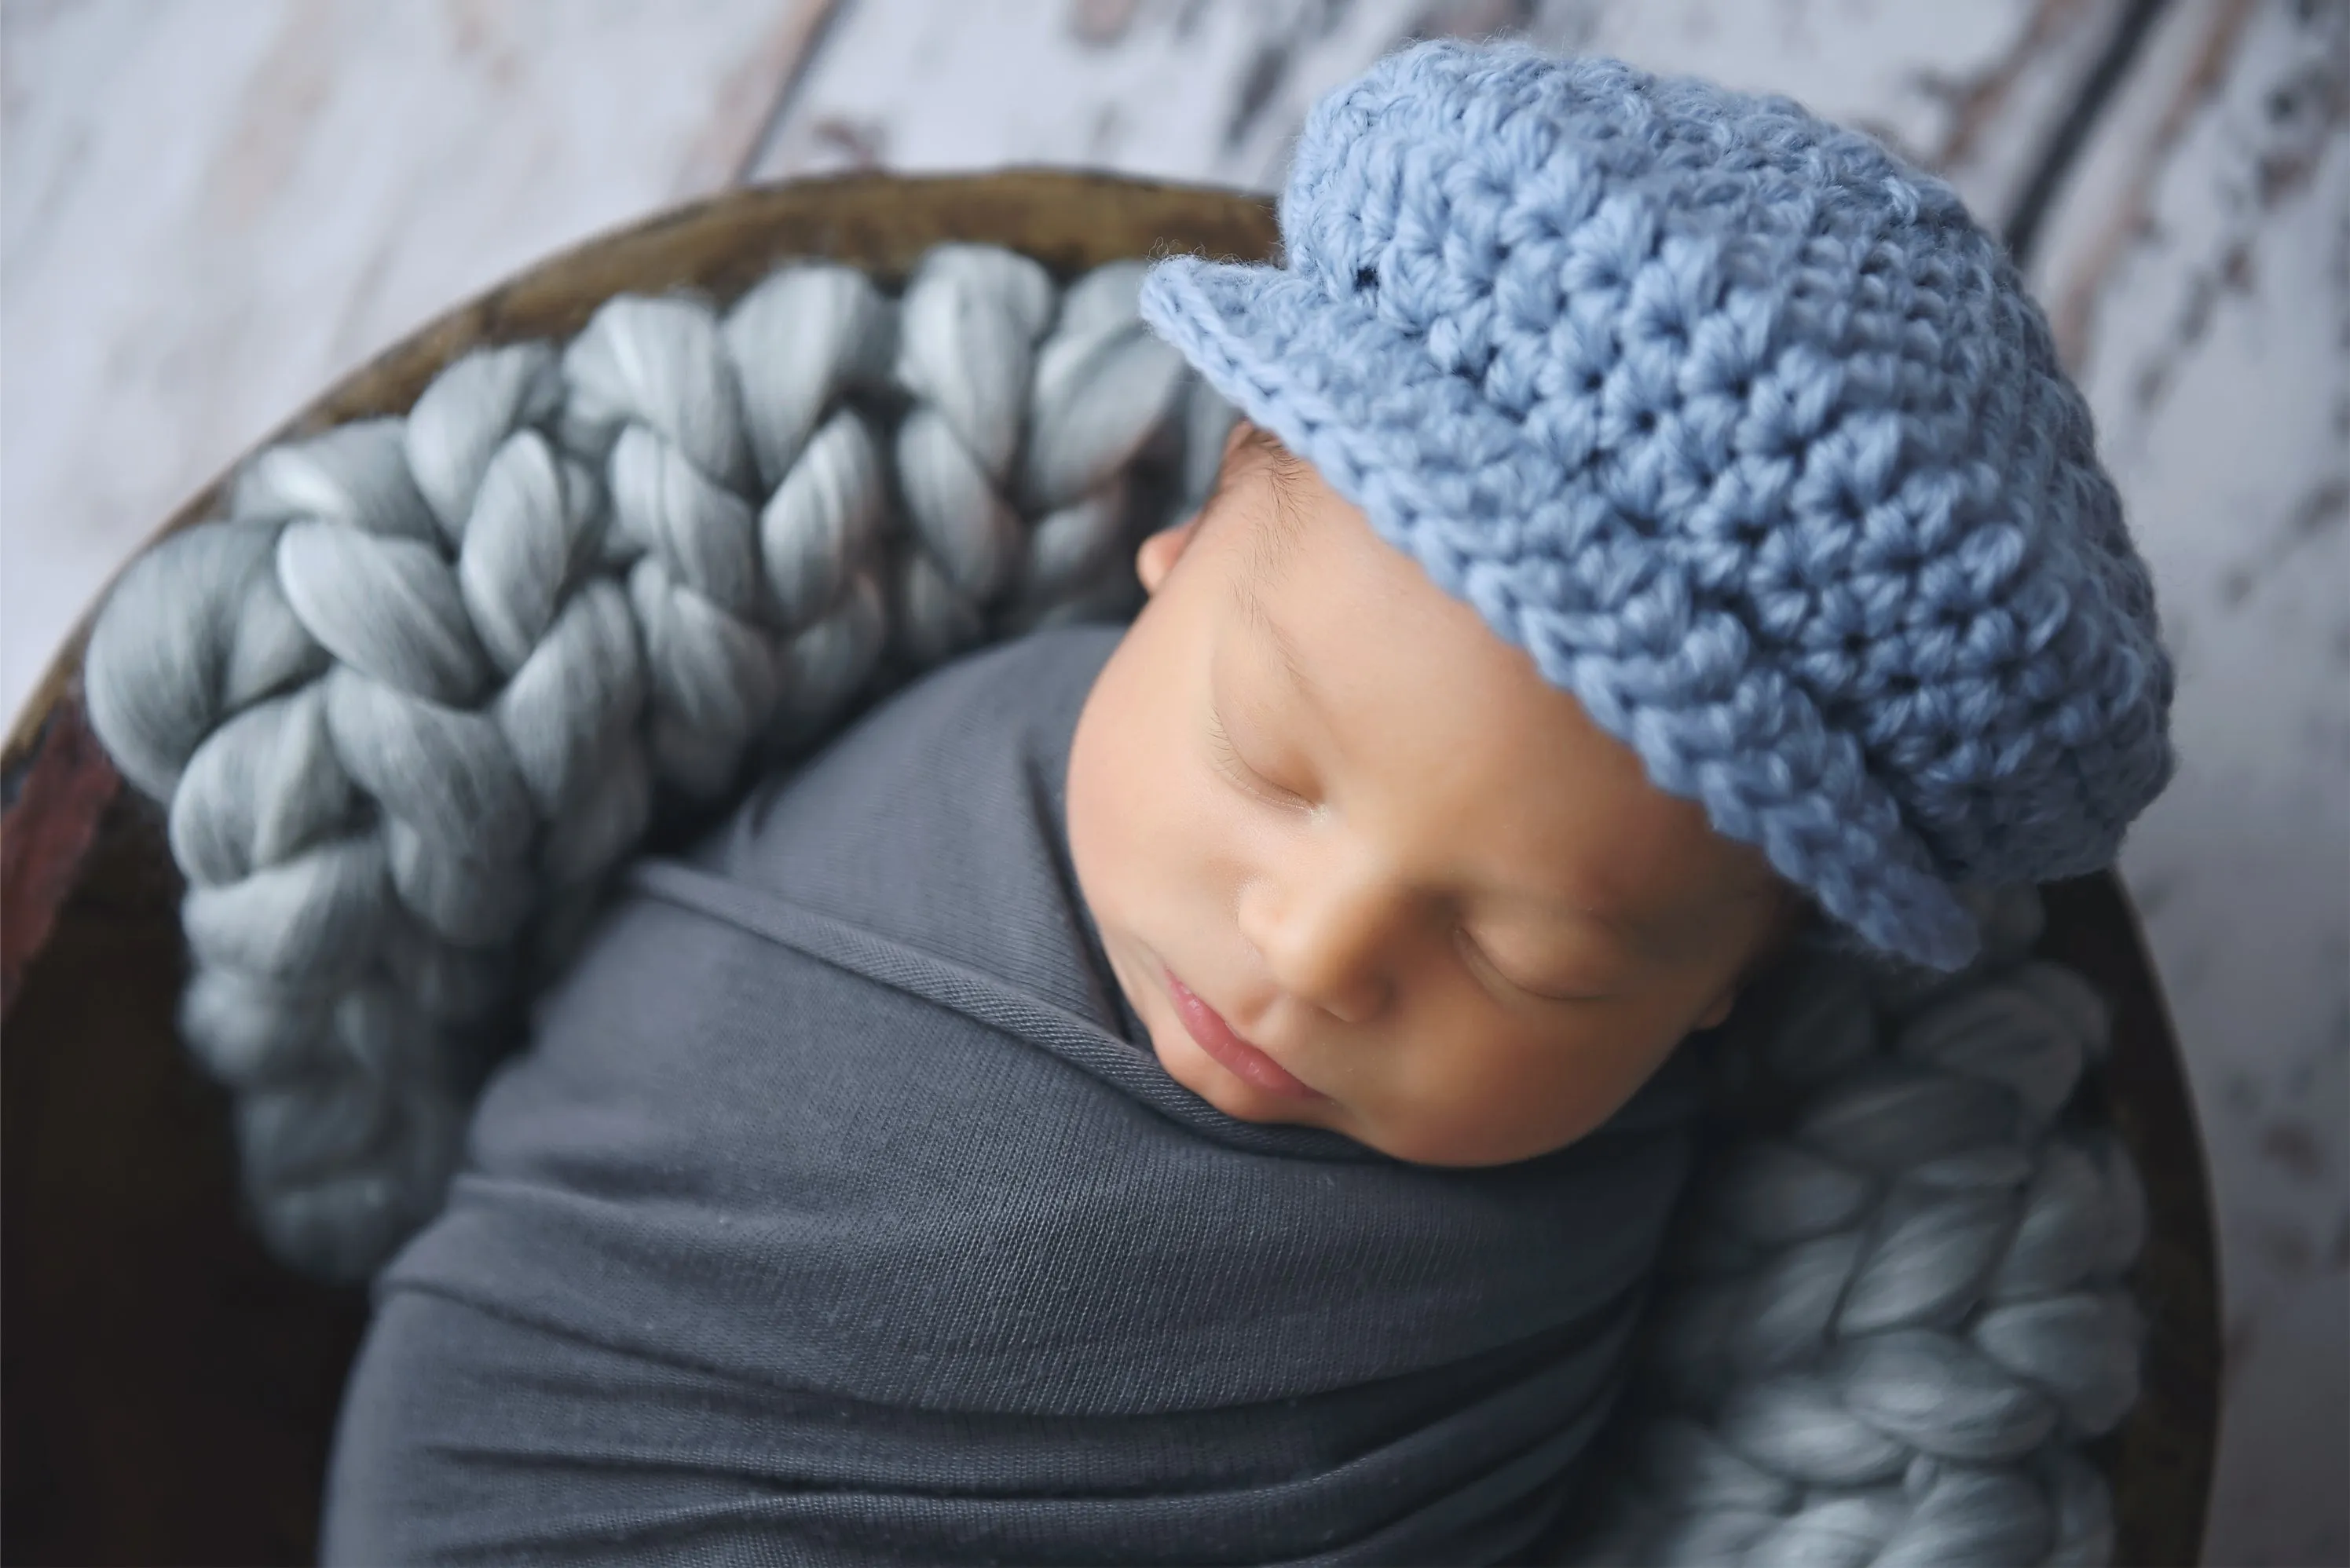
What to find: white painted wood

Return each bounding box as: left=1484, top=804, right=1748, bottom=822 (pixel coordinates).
left=3, top=0, right=2110, bottom=723
left=749, top=0, right=2101, bottom=225
left=1573, top=0, right=2126, bottom=231
left=2032, top=3, right=2349, bottom=1562
left=0, top=0, right=832, bottom=722
left=748, top=0, right=1435, bottom=192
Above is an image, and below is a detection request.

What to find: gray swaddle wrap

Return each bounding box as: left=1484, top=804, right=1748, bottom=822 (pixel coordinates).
left=321, top=623, right=1700, bottom=1566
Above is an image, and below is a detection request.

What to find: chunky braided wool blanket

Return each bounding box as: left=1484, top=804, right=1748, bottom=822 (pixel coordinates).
left=82, top=243, right=2143, bottom=1566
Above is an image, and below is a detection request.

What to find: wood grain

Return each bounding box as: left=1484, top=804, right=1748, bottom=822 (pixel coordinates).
left=0, top=0, right=841, bottom=730
left=0, top=699, right=116, bottom=1011
left=748, top=0, right=2115, bottom=229
left=2027, top=4, right=2350, bottom=1559
left=2041, top=875, right=2224, bottom=1568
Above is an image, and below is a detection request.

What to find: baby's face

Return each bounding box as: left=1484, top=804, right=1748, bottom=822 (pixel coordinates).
left=1066, top=427, right=1792, bottom=1165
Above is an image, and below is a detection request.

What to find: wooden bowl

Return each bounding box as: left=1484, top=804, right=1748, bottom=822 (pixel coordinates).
left=0, top=171, right=2218, bottom=1566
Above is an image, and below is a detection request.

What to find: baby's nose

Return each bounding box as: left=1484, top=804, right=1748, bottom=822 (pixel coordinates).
left=1236, top=854, right=1398, bottom=1025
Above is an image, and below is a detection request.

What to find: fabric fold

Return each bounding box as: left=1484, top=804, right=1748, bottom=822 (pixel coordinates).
left=324, top=625, right=1699, bottom=1565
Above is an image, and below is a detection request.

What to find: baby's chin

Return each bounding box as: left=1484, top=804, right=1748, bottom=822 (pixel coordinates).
left=1151, top=1021, right=1609, bottom=1166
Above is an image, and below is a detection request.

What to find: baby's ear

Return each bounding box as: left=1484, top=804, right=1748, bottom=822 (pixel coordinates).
left=1139, top=419, right=1261, bottom=594
left=1137, top=515, right=1203, bottom=595
left=1698, top=883, right=1810, bottom=1030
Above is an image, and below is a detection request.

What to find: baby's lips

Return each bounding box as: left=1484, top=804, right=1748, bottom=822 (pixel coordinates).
left=1164, top=967, right=1324, bottom=1100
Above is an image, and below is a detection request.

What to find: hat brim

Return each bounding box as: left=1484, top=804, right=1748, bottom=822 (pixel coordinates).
left=1140, top=258, right=1500, bottom=601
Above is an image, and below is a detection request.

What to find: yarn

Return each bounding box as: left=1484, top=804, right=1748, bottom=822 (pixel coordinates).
left=1137, top=40, right=2179, bottom=974
left=82, top=244, right=2147, bottom=1563
left=1562, top=886, right=2147, bottom=1566
left=85, top=251, right=1212, bottom=1278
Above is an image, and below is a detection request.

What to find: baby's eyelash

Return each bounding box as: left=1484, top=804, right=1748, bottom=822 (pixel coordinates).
left=1454, top=926, right=1609, bottom=1005
left=1206, top=710, right=1257, bottom=784
left=1206, top=710, right=1301, bottom=806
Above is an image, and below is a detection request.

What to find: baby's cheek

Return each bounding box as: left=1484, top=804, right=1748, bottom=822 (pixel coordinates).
left=1356, top=1027, right=1537, bottom=1164
left=1075, top=691, right=1186, bottom=897
left=1153, top=765, right=1259, bottom=902
left=1380, top=1014, right=1661, bottom=1165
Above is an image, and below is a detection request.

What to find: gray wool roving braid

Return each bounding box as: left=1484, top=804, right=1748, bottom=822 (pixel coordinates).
left=1562, top=886, right=2146, bottom=1568
left=889, top=246, right=1133, bottom=659
left=79, top=246, right=2147, bottom=1562
left=1008, top=258, right=1203, bottom=630
left=890, top=243, right=1057, bottom=663
left=888, top=247, right=1208, bottom=660
left=723, top=264, right=898, bottom=747
left=85, top=405, right=602, bottom=1275
left=391, top=342, right=650, bottom=984
left=82, top=247, right=1211, bottom=1281
left=563, top=272, right=889, bottom=801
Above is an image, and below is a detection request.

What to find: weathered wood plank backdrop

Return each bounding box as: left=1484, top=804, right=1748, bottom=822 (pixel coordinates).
left=3, top=2, right=2342, bottom=1562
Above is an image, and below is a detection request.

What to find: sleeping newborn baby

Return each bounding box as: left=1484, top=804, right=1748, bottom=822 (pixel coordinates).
left=323, top=40, right=2174, bottom=1566
left=1072, top=422, right=1797, bottom=1167
left=324, top=420, right=1771, bottom=1566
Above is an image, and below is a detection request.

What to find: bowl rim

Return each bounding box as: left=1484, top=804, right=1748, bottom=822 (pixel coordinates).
left=2, top=166, right=1278, bottom=773
left=0, top=168, right=2217, bottom=1566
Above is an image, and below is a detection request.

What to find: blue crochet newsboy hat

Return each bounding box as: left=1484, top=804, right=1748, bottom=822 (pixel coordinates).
left=1139, top=40, right=2176, bottom=972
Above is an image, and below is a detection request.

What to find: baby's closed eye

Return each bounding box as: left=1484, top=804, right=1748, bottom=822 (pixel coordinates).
left=1206, top=707, right=1312, bottom=808
left=1453, top=924, right=1616, bottom=1003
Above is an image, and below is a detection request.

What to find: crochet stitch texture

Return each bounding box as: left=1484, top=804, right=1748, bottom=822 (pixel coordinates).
left=1140, top=42, right=2177, bottom=970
